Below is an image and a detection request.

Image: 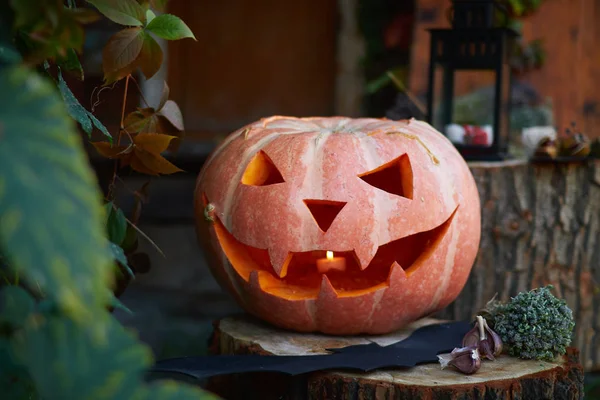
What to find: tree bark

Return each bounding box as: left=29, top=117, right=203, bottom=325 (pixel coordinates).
left=438, top=159, right=600, bottom=371
left=206, top=315, right=584, bottom=400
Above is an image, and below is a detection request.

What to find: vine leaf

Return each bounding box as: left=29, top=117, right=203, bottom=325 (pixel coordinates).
left=91, top=141, right=131, bottom=159
left=145, top=14, right=196, bottom=41
left=86, top=0, right=145, bottom=26
left=121, top=222, right=140, bottom=251
left=149, top=0, right=169, bottom=12
left=0, top=66, right=219, bottom=400
left=102, top=29, right=164, bottom=83
left=11, top=2, right=99, bottom=64
left=105, top=202, right=127, bottom=246
left=11, top=315, right=152, bottom=399
left=0, top=337, right=37, bottom=400
left=109, top=294, right=132, bottom=314
left=109, top=242, right=134, bottom=279
left=10, top=0, right=45, bottom=28
left=70, top=8, right=102, bottom=24
left=0, top=286, right=35, bottom=330
left=0, top=66, right=114, bottom=323
left=146, top=9, right=156, bottom=24
left=137, top=32, right=163, bottom=80
left=133, top=133, right=183, bottom=175
left=0, top=41, right=22, bottom=65
left=157, top=80, right=170, bottom=110
left=159, top=100, right=184, bottom=131
left=123, top=82, right=185, bottom=150
left=124, top=108, right=158, bottom=133
left=92, top=134, right=183, bottom=176
left=57, top=48, right=84, bottom=80
left=102, top=27, right=144, bottom=83
left=57, top=69, right=111, bottom=140
left=134, top=132, right=175, bottom=153
left=109, top=242, right=128, bottom=267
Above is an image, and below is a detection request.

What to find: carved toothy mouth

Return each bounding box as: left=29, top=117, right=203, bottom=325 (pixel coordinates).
left=204, top=196, right=458, bottom=300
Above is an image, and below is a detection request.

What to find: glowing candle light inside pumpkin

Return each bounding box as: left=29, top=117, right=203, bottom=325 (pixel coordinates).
left=316, top=251, right=347, bottom=274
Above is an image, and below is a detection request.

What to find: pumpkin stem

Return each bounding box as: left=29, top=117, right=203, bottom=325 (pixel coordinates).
left=242, top=127, right=252, bottom=140
left=204, top=203, right=216, bottom=223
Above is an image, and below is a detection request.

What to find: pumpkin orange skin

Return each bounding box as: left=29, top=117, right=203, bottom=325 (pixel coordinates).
left=194, top=116, right=480, bottom=335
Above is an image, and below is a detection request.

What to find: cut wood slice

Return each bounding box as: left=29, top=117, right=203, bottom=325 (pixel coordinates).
left=207, top=314, right=584, bottom=400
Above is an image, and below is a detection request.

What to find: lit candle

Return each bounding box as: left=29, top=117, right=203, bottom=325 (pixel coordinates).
left=316, top=251, right=346, bottom=274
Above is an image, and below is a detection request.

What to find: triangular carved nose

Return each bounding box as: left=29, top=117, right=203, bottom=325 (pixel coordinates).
left=303, top=200, right=347, bottom=232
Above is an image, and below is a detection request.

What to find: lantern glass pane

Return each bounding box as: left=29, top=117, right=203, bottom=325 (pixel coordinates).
left=445, top=70, right=497, bottom=148
left=499, top=63, right=511, bottom=150
left=430, top=65, right=449, bottom=133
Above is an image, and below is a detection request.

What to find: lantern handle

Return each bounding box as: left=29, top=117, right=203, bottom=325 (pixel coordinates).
left=445, top=1, right=510, bottom=28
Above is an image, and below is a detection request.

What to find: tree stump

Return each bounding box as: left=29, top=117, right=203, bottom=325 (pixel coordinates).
left=206, top=314, right=584, bottom=400
left=445, top=159, right=600, bottom=371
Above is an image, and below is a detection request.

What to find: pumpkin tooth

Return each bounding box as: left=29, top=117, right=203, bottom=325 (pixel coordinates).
left=387, top=262, right=408, bottom=285
left=318, top=274, right=338, bottom=299
left=249, top=270, right=263, bottom=289
left=268, top=249, right=293, bottom=278
left=354, top=244, right=378, bottom=271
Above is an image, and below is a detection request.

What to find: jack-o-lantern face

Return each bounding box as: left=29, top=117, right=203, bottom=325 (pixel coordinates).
left=195, top=117, right=481, bottom=335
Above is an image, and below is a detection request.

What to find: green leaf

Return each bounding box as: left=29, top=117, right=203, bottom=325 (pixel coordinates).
left=120, top=224, right=138, bottom=252
left=11, top=313, right=220, bottom=399
left=0, top=286, right=35, bottom=330
left=57, top=69, right=92, bottom=133
left=9, top=0, right=44, bottom=28
left=145, top=14, right=196, bottom=41
left=11, top=314, right=152, bottom=399
left=0, top=45, right=218, bottom=400
left=0, top=338, right=38, bottom=400
left=366, top=72, right=391, bottom=94
left=57, top=48, right=84, bottom=81
left=106, top=203, right=127, bottom=245
left=0, top=66, right=114, bottom=323
left=109, top=294, right=132, bottom=314
left=109, top=242, right=128, bottom=266
left=0, top=42, right=22, bottom=66
left=109, top=242, right=134, bottom=279
left=88, top=112, right=112, bottom=139
left=57, top=69, right=112, bottom=140
left=146, top=9, right=156, bottom=24
left=87, top=0, right=145, bottom=26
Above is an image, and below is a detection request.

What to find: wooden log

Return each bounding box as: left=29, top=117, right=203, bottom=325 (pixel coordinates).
left=445, top=159, right=600, bottom=371
left=206, top=314, right=584, bottom=400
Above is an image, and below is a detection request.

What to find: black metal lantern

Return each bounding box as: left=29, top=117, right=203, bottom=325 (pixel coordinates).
left=426, top=0, right=519, bottom=161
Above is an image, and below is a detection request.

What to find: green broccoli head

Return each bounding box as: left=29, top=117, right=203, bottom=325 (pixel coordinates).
left=492, top=286, right=575, bottom=361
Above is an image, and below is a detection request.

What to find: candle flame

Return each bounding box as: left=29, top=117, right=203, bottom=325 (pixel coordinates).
left=326, top=251, right=334, bottom=259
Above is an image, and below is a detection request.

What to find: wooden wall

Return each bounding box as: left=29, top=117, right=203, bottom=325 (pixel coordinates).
left=166, top=0, right=337, bottom=142
left=409, top=0, right=600, bottom=139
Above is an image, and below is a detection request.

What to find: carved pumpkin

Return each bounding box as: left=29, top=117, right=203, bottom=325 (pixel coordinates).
left=195, top=116, right=480, bottom=335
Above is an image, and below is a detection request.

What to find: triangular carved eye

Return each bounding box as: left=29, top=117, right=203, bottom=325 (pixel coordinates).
left=242, top=150, right=285, bottom=186
left=358, top=154, right=413, bottom=199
